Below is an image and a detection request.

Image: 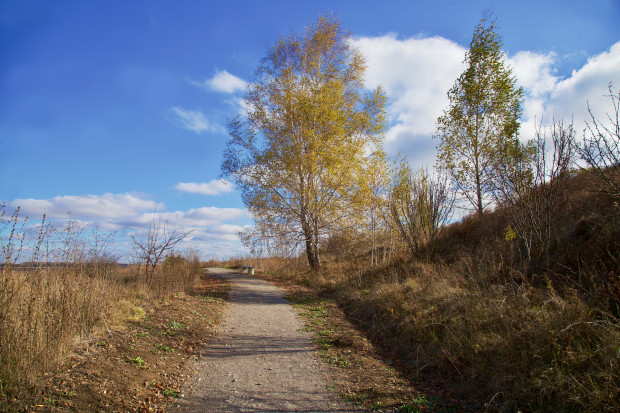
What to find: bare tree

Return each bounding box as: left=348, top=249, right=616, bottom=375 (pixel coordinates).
left=574, top=84, right=620, bottom=199
left=495, top=119, right=575, bottom=266
left=390, top=162, right=455, bottom=256
left=131, top=217, right=195, bottom=286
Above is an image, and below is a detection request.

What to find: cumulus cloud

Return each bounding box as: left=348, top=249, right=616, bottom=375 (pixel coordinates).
left=200, top=223, right=249, bottom=242
left=547, top=41, right=620, bottom=126
left=175, top=179, right=233, bottom=195
left=176, top=221, right=252, bottom=257
left=169, top=106, right=223, bottom=134
left=508, top=42, right=620, bottom=141
left=4, top=193, right=252, bottom=259
left=509, top=51, right=559, bottom=97
left=355, top=34, right=620, bottom=168
left=507, top=51, right=560, bottom=139
left=9, top=193, right=161, bottom=223
left=354, top=34, right=466, bottom=166
left=190, top=69, right=247, bottom=94
left=127, top=210, right=250, bottom=257
left=139, top=206, right=249, bottom=228
left=182, top=230, right=250, bottom=256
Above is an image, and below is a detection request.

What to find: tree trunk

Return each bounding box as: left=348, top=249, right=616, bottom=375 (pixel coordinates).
left=474, top=114, right=484, bottom=215
left=474, top=152, right=484, bottom=215
left=301, top=214, right=321, bottom=271
left=304, top=235, right=321, bottom=271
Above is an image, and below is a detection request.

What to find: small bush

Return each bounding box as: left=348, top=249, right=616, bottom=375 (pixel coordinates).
left=147, top=252, right=199, bottom=297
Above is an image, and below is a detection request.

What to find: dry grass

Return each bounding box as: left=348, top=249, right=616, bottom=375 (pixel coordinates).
left=334, top=256, right=619, bottom=411
left=1, top=272, right=228, bottom=412
left=0, top=263, right=202, bottom=397
left=0, top=208, right=204, bottom=399
left=0, top=265, right=113, bottom=389
left=243, top=171, right=620, bottom=411
left=146, top=252, right=200, bottom=297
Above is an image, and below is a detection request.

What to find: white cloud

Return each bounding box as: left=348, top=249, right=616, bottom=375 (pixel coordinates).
left=510, top=51, right=559, bottom=97
left=509, top=42, right=620, bottom=141
left=175, top=179, right=233, bottom=195
left=9, top=193, right=160, bottom=222
left=507, top=51, right=560, bottom=139
left=128, top=207, right=251, bottom=257
left=4, top=193, right=252, bottom=259
left=355, top=34, right=620, bottom=168
left=547, top=41, right=620, bottom=126
left=199, top=223, right=248, bottom=242
left=169, top=106, right=222, bottom=134
left=143, top=206, right=249, bottom=228
left=8, top=194, right=249, bottom=230
left=178, top=222, right=252, bottom=257
left=354, top=34, right=466, bottom=166
left=190, top=69, right=247, bottom=94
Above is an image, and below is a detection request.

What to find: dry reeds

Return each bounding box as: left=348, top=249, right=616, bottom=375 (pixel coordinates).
left=0, top=265, right=114, bottom=389
left=335, top=252, right=620, bottom=411
left=0, top=207, right=202, bottom=397
left=149, top=252, right=200, bottom=297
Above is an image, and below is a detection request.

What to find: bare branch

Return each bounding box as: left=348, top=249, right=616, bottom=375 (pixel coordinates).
left=131, top=216, right=195, bottom=285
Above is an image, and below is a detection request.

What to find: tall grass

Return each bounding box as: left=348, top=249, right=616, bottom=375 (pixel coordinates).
left=0, top=265, right=115, bottom=389
left=249, top=171, right=620, bottom=411
left=152, top=251, right=200, bottom=296
left=335, top=254, right=619, bottom=411
left=0, top=206, right=201, bottom=396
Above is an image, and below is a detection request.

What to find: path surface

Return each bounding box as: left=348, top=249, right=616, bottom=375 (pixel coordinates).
left=175, top=268, right=358, bottom=412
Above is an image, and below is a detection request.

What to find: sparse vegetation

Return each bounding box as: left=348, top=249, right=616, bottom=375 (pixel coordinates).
left=236, top=164, right=620, bottom=411
left=0, top=205, right=205, bottom=404
left=127, top=356, right=146, bottom=368
left=162, top=386, right=180, bottom=398
left=155, top=343, right=173, bottom=353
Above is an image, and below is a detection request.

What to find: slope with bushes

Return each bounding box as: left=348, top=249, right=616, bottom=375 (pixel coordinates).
left=237, top=168, right=619, bottom=411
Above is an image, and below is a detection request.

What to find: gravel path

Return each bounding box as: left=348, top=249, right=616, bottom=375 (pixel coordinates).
left=175, top=268, right=358, bottom=412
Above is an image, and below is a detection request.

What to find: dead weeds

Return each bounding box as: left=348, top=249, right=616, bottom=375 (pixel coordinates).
left=1, top=272, right=229, bottom=413
left=258, top=272, right=468, bottom=412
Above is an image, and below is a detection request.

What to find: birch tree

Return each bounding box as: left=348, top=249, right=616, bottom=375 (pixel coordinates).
left=221, top=14, right=387, bottom=271
left=435, top=16, right=523, bottom=214
left=357, top=151, right=391, bottom=266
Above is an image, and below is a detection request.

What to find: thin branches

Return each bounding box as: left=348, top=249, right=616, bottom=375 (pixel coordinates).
left=131, top=216, right=195, bottom=285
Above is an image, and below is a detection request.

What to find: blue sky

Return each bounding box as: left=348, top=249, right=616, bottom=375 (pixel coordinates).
left=2, top=0, right=619, bottom=260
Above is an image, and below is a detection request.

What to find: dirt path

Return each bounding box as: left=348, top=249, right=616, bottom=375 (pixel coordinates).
left=174, top=268, right=359, bottom=412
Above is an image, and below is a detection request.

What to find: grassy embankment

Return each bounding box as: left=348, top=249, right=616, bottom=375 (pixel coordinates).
left=221, top=171, right=620, bottom=412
